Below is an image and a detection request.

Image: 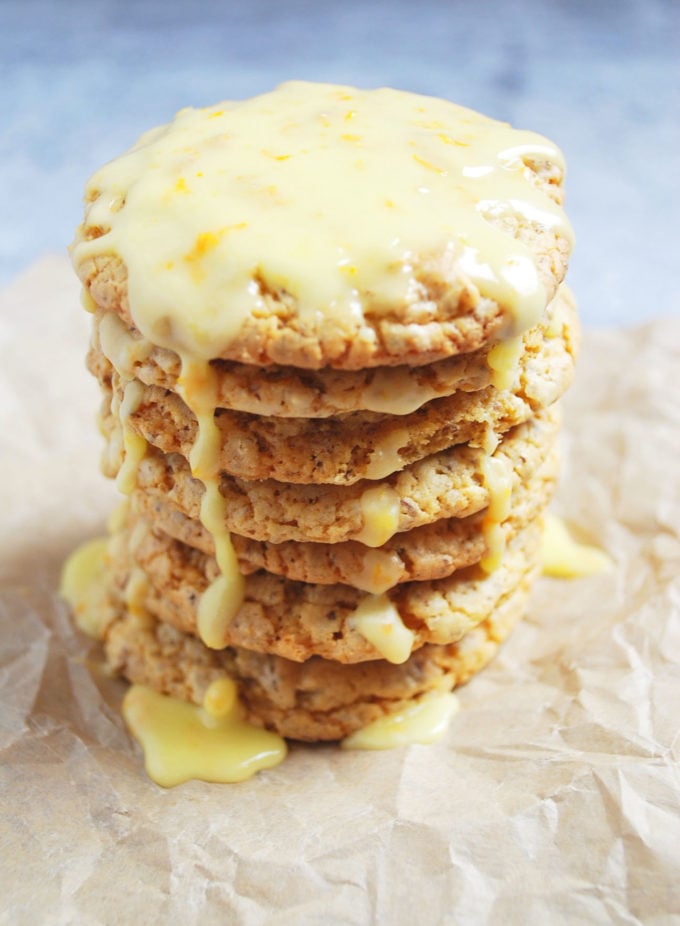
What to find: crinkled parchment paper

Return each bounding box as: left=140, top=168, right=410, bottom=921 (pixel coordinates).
left=1, top=256, right=679, bottom=925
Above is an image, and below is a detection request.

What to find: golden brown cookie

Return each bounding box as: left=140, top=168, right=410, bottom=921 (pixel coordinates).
left=129, top=444, right=558, bottom=590
left=94, top=304, right=575, bottom=486
left=72, top=84, right=573, bottom=371
left=121, top=406, right=561, bottom=545
left=104, top=564, right=534, bottom=741
left=108, top=515, right=543, bottom=663
left=87, top=286, right=576, bottom=419
left=77, top=226, right=570, bottom=372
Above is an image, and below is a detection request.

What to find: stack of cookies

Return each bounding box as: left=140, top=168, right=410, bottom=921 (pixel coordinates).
left=70, top=82, right=577, bottom=744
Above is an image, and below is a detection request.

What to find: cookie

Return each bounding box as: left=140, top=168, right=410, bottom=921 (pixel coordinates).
left=87, top=286, right=576, bottom=419
left=72, top=82, right=573, bottom=372
left=66, top=82, right=580, bottom=766
left=122, top=406, right=560, bottom=545
left=104, top=563, right=533, bottom=741
left=93, top=304, right=575, bottom=486
left=108, top=514, right=543, bottom=663
left=129, top=444, right=558, bottom=590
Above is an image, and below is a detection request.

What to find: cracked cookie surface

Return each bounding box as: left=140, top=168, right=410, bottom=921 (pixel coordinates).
left=114, top=406, right=561, bottom=545
left=104, top=570, right=533, bottom=741
left=108, top=513, right=543, bottom=663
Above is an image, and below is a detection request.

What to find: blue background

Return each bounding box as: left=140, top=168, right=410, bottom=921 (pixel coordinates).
left=2, top=0, right=678, bottom=325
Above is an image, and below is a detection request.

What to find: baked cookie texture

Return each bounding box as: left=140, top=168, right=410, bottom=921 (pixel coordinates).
left=104, top=572, right=534, bottom=741
left=129, top=405, right=561, bottom=545
left=86, top=285, right=577, bottom=418
left=68, top=81, right=578, bottom=746
left=127, top=449, right=558, bottom=587
left=108, top=515, right=543, bottom=663
left=91, top=289, right=577, bottom=485
left=73, top=83, right=572, bottom=370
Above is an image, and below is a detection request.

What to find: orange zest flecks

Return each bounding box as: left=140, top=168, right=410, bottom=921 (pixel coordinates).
left=413, top=154, right=448, bottom=176
left=183, top=225, right=247, bottom=281
left=438, top=133, right=470, bottom=148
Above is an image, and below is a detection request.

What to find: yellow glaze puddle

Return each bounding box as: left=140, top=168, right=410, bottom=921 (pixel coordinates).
left=342, top=692, right=460, bottom=750
left=542, top=513, right=611, bottom=578
left=122, top=681, right=287, bottom=787
left=59, top=537, right=111, bottom=638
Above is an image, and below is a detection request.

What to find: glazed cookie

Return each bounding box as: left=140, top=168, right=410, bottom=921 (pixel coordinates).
left=94, top=305, right=575, bottom=486
left=122, top=406, right=560, bottom=545
left=65, top=81, right=581, bottom=770
left=109, top=515, right=543, bottom=663
left=104, top=565, right=534, bottom=741
left=72, top=83, right=573, bottom=372
left=129, top=445, right=559, bottom=591
left=87, top=286, right=576, bottom=419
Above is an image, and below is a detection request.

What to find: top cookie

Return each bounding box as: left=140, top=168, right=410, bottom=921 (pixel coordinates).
left=72, top=82, right=573, bottom=370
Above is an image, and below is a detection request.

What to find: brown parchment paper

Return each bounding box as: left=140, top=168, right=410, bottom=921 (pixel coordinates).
left=1, top=255, right=679, bottom=925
